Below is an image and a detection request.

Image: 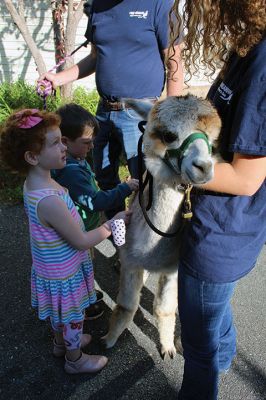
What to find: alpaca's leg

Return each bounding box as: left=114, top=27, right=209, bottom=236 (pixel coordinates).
left=103, top=266, right=144, bottom=348
left=143, top=269, right=150, bottom=284
left=153, top=272, right=178, bottom=359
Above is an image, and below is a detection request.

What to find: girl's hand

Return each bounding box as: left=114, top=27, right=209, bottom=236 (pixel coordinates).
left=112, top=210, right=132, bottom=225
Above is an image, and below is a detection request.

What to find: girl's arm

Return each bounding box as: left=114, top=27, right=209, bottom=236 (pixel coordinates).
left=201, top=153, right=266, bottom=196
left=37, top=195, right=130, bottom=250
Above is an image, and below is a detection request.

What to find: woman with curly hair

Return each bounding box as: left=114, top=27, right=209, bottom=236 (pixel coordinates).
left=169, top=1, right=266, bottom=399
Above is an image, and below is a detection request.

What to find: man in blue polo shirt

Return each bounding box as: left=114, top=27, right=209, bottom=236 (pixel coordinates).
left=41, top=0, right=183, bottom=216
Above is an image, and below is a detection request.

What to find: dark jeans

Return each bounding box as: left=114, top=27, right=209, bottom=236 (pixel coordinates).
left=93, top=102, right=146, bottom=218
left=178, top=265, right=237, bottom=400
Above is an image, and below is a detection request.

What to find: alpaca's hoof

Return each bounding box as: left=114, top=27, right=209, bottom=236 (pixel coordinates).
left=174, top=338, right=183, bottom=356
left=160, top=343, right=176, bottom=360
left=101, top=333, right=117, bottom=349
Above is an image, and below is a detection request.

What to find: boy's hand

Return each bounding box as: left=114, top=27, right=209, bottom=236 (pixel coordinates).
left=112, top=210, right=132, bottom=225
left=126, top=178, right=139, bottom=191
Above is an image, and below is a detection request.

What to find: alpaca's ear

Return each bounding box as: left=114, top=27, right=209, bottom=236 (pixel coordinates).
left=196, top=99, right=222, bottom=141
left=123, top=98, right=154, bottom=119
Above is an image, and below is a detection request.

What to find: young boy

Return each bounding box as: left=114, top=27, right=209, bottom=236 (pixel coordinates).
left=53, top=103, right=139, bottom=319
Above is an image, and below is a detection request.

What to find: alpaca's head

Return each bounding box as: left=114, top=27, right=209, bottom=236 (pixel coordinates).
left=126, top=95, right=221, bottom=185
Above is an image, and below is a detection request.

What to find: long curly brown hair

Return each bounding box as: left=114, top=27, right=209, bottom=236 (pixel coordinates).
left=169, top=0, right=266, bottom=81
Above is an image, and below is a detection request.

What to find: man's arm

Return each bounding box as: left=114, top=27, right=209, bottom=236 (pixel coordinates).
left=201, top=154, right=266, bottom=196
left=163, top=45, right=184, bottom=96
left=38, top=45, right=97, bottom=89
left=76, top=44, right=97, bottom=79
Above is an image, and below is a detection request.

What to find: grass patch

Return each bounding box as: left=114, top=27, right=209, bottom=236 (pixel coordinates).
left=0, top=170, right=24, bottom=204
left=118, top=164, right=129, bottom=181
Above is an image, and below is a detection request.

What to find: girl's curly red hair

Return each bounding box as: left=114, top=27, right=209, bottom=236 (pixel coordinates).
left=0, top=110, right=61, bottom=175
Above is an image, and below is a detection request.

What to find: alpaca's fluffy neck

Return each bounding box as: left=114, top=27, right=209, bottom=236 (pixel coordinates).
left=147, top=180, right=184, bottom=232
left=122, top=178, right=184, bottom=269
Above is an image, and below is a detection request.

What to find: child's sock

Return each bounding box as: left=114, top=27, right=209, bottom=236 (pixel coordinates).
left=63, top=321, right=83, bottom=350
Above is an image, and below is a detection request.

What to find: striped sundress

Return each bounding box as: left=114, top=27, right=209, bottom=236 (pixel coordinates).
left=24, top=187, right=97, bottom=324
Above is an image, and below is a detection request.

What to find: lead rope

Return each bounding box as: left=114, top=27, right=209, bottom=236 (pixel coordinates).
left=138, top=121, right=153, bottom=211
left=36, top=40, right=89, bottom=109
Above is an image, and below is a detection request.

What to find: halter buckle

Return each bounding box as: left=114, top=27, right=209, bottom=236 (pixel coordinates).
left=182, top=184, right=193, bottom=220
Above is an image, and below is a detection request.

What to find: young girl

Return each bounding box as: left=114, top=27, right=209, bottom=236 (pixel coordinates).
left=0, top=109, right=131, bottom=374
left=169, top=1, right=266, bottom=399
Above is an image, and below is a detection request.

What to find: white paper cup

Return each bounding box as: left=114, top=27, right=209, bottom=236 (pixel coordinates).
left=110, top=219, right=126, bottom=246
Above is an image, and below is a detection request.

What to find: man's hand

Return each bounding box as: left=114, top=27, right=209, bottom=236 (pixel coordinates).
left=38, top=72, right=60, bottom=89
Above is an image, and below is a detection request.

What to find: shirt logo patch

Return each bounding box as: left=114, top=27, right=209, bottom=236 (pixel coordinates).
left=217, top=82, right=233, bottom=104
left=129, top=10, right=148, bottom=19
left=78, top=194, right=94, bottom=211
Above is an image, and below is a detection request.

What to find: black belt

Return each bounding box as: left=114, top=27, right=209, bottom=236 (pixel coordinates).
left=100, top=97, right=157, bottom=111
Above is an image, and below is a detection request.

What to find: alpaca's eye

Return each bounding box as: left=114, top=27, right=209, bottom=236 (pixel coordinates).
left=163, top=132, right=177, bottom=143
left=150, top=129, right=177, bottom=143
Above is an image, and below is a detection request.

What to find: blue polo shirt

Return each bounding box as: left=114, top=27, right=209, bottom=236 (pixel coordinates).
left=87, top=0, right=174, bottom=100
left=180, top=39, right=266, bottom=283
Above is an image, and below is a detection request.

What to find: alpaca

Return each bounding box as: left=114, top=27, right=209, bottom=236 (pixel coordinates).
left=103, top=95, right=221, bottom=358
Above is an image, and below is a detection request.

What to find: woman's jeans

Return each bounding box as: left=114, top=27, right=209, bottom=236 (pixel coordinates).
left=178, top=265, right=237, bottom=400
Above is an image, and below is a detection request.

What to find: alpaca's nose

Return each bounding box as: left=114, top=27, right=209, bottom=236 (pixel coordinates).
left=192, top=160, right=212, bottom=175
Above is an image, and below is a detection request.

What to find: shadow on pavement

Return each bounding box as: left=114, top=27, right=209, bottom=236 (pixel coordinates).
left=1, top=204, right=266, bottom=399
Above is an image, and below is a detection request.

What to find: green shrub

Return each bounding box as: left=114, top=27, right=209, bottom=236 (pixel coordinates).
left=0, top=81, right=99, bottom=124
left=0, top=80, right=62, bottom=122
left=72, top=87, right=99, bottom=115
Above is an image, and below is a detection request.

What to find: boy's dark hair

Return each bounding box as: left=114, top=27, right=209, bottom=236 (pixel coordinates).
left=56, top=103, right=99, bottom=141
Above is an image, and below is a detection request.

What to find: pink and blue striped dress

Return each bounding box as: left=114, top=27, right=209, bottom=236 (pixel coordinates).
left=24, top=187, right=97, bottom=324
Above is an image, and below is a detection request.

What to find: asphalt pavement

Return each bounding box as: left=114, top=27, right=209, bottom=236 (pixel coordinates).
left=0, top=203, right=265, bottom=400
